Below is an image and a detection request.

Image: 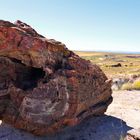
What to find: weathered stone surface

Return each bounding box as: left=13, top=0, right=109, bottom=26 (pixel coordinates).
left=125, top=129, right=140, bottom=140
left=0, top=20, right=112, bottom=135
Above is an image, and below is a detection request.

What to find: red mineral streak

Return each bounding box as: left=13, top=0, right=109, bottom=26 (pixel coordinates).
left=0, top=20, right=112, bottom=135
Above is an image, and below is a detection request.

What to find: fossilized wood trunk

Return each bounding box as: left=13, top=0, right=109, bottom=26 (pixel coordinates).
left=0, top=20, right=112, bottom=135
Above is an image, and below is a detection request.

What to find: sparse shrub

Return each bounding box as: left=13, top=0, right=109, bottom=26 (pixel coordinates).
left=121, top=83, right=133, bottom=90
left=133, top=80, right=140, bottom=90
left=121, top=80, right=140, bottom=90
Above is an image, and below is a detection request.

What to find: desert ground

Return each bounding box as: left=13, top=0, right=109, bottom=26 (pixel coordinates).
left=75, top=51, right=140, bottom=78
left=0, top=51, right=140, bottom=140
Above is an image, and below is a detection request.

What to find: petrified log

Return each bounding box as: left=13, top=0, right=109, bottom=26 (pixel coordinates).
left=0, top=20, right=112, bottom=135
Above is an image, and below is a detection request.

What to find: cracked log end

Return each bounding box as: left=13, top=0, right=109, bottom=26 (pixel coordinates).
left=0, top=20, right=112, bottom=136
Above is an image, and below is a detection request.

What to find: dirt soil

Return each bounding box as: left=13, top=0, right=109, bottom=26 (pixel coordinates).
left=0, top=90, right=139, bottom=140
left=106, top=90, right=140, bottom=129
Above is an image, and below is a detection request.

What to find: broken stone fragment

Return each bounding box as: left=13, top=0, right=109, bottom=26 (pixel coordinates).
left=0, top=20, right=112, bottom=135
left=125, top=129, right=140, bottom=140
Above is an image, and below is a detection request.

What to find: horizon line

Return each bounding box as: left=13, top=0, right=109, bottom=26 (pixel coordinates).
left=72, top=50, right=140, bottom=54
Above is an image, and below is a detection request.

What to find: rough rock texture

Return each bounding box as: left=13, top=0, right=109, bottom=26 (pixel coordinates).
left=0, top=115, right=131, bottom=140
left=0, top=20, right=112, bottom=135
left=125, top=129, right=140, bottom=140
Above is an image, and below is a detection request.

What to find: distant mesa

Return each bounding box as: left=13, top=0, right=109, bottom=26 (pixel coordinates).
left=111, top=63, right=122, bottom=67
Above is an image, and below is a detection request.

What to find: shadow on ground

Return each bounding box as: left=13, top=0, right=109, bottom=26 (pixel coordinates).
left=0, top=115, right=133, bottom=140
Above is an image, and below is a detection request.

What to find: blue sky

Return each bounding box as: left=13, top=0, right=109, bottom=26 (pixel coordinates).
left=0, top=0, right=140, bottom=52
